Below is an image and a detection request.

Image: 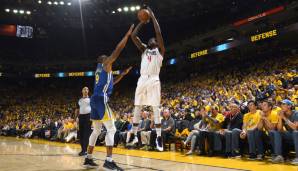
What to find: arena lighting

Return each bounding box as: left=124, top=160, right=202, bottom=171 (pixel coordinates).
left=123, top=7, right=129, bottom=12
left=117, top=8, right=122, bottom=12
left=19, top=10, right=24, bottom=14
left=38, top=0, right=42, bottom=4
left=48, top=1, right=52, bottom=5
left=130, top=6, right=136, bottom=11
left=85, top=71, right=93, bottom=77
left=67, top=2, right=71, bottom=6
left=169, top=58, right=177, bottom=65
left=5, top=9, right=10, bottom=12
left=136, top=6, right=140, bottom=10
left=54, top=1, right=58, bottom=5
left=13, top=9, right=18, bottom=14
left=58, top=72, right=65, bottom=77
left=215, top=43, right=228, bottom=52
left=112, top=11, right=115, bottom=14
left=60, top=1, right=64, bottom=5
left=26, top=11, right=31, bottom=15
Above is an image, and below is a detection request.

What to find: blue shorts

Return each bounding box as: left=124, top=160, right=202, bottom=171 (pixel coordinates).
left=90, top=95, right=113, bottom=121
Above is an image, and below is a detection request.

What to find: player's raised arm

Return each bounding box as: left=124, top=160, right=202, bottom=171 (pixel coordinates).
left=113, top=66, right=132, bottom=85
left=147, top=7, right=165, bottom=56
left=131, top=22, right=147, bottom=53
left=104, top=24, right=134, bottom=65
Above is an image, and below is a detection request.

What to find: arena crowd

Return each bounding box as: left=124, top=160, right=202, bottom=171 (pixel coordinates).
left=0, top=54, right=297, bottom=164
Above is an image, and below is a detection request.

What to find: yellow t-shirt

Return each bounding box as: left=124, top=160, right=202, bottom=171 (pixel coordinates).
left=267, top=111, right=279, bottom=124
left=243, top=110, right=261, bottom=130
left=65, top=122, right=75, bottom=130
left=206, top=113, right=225, bottom=131
left=272, top=106, right=281, bottom=115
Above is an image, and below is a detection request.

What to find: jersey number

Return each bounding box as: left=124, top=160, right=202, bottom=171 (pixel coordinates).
left=147, top=56, right=152, bottom=62
left=95, top=74, right=100, bottom=84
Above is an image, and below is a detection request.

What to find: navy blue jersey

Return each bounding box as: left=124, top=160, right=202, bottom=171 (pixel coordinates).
left=93, top=64, right=113, bottom=97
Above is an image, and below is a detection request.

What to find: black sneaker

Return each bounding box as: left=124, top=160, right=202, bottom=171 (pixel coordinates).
left=207, top=151, right=214, bottom=157
left=103, top=160, right=123, bottom=171
left=197, top=151, right=206, bottom=156
left=156, top=136, right=164, bottom=152
left=78, top=151, right=87, bottom=156
left=231, top=151, right=241, bottom=159
left=111, top=161, right=124, bottom=171
left=248, top=154, right=257, bottom=160
left=225, top=152, right=232, bottom=158
left=83, top=158, right=98, bottom=169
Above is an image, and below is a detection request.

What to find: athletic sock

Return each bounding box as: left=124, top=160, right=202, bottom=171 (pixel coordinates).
left=86, top=154, right=92, bottom=159
left=132, top=126, right=138, bottom=136
left=106, top=156, right=113, bottom=162
left=156, top=128, right=161, bottom=137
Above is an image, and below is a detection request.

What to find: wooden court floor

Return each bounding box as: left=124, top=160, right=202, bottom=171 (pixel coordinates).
left=0, top=136, right=297, bottom=171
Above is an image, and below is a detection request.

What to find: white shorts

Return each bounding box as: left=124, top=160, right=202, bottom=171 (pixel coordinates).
left=134, top=75, right=161, bottom=106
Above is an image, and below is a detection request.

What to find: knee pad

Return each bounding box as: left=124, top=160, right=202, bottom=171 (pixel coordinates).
left=153, top=106, right=161, bottom=124
left=133, top=105, right=142, bottom=124
left=89, top=122, right=102, bottom=146
left=104, top=121, right=116, bottom=146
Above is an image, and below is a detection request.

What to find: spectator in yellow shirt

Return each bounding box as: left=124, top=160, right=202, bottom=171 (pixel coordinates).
left=239, top=101, right=261, bottom=159
left=255, top=101, right=279, bottom=160
left=197, top=106, right=225, bottom=156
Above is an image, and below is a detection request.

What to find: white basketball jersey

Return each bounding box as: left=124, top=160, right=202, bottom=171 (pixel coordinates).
left=140, top=48, right=163, bottom=76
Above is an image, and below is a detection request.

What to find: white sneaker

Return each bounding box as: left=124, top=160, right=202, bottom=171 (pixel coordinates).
left=132, top=137, right=138, bottom=145
left=185, top=150, right=193, bottom=155
left=156, top=136, right=164, bottom=152
left=291, top=158, right=298, bottom=165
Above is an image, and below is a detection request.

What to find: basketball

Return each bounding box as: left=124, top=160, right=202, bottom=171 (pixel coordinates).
left=138, top=9, right=150, bottom=23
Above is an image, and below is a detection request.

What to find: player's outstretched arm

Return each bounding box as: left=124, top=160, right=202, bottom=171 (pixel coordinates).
left=105, top=24, right=134, bottom=65
left=131, top=22, right=147, bottom=53
left=147, top=7, right=165, bottom=56
left=113, top=66, right=132, bottom=85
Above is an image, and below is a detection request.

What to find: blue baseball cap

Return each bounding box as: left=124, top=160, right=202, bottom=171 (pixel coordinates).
left=281, top=99, right=293, bottom=106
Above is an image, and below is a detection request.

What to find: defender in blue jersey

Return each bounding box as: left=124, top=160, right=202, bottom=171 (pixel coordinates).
left=83, top=24, right=134, bottom=171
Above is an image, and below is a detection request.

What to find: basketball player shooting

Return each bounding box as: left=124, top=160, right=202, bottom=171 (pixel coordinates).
left=83, top=24, right=134, bottom=170
left=131, top=7, right=165, bottom=151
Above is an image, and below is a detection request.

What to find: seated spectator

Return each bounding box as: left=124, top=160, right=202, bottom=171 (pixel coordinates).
left=149, top=109, right=175, bottom=151
left=239, top=100, right=261, bottom=159
left=220, top=103, right=243, bottom=157
left=140, top=112, right=154, bottom=150
left=197, top=106, right=225, bottom=156
left=255, top=101, right=279, bottom=160
left=185, top=107, right=208, bottom=155
left=270, top=99, right=298, bottom=164
left=135, top=111, right=151, bottom=147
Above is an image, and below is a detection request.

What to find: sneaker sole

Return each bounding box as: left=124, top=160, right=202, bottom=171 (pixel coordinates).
left=83, top=164, right=98, bottom=169
left=156, top=146, right=164, bottom=152
left=103, top=167, right=117, bottom=171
